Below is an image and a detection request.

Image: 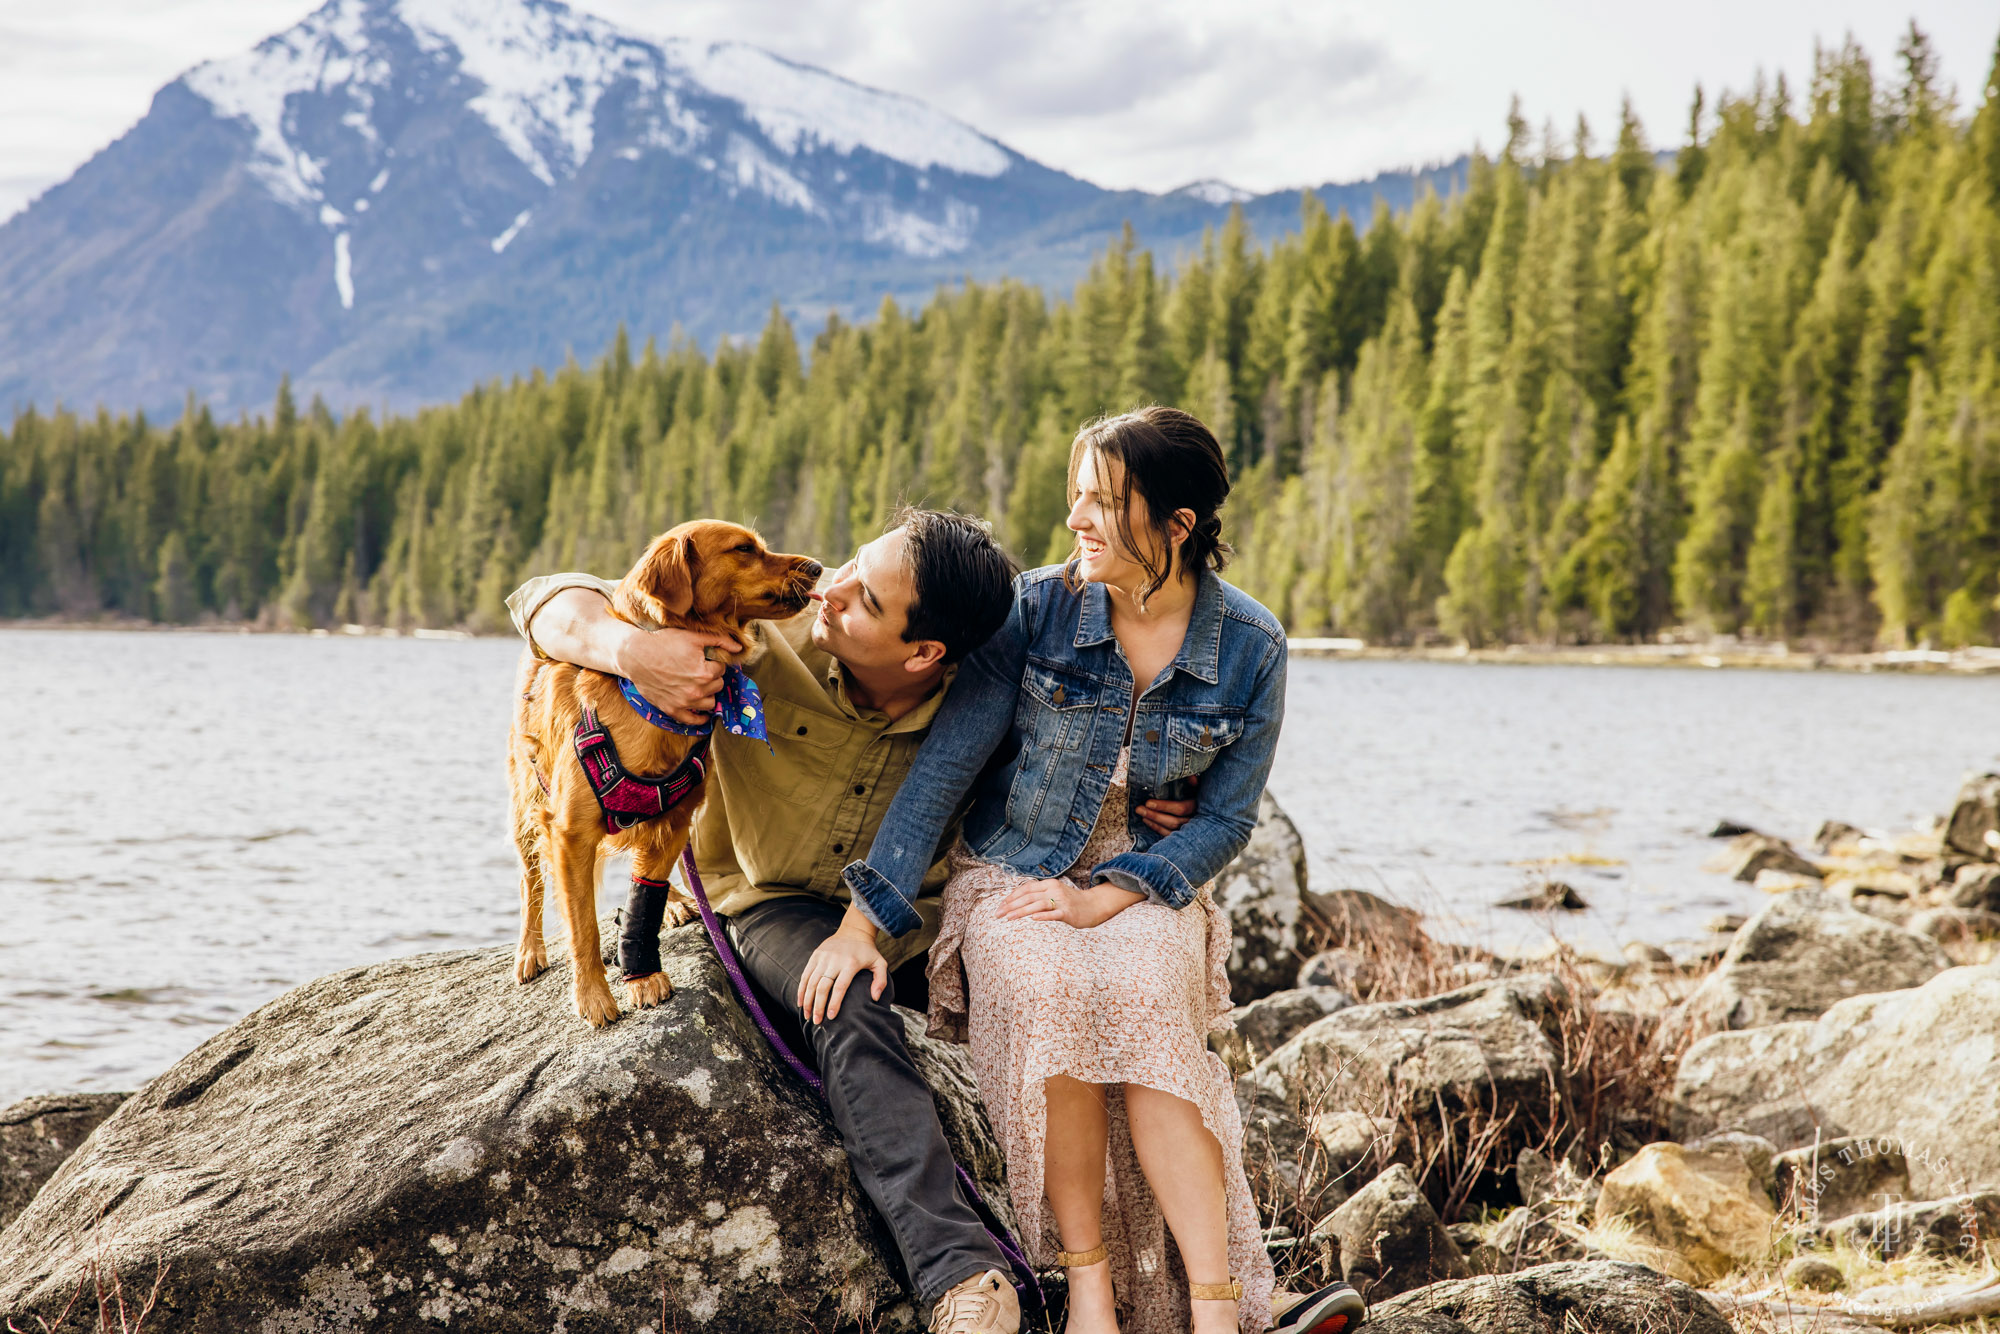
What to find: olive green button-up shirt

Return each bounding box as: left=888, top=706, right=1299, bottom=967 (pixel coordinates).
left=505, top=573, right=951, bottom=967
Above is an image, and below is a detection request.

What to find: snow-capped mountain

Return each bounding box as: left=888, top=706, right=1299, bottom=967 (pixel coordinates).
left=0, top=0, right=1464, bottom=416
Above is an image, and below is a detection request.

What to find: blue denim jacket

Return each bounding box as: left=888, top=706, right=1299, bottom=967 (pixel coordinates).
left=840, top=563, right=1287, bottom=936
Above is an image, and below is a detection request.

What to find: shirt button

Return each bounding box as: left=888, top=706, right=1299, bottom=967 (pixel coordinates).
left=853, top=784, right=865, bottom=795
left=833, top=843, right=845, bottom=855
left=1146, top=729, right=1160, bottom=743
left=797, top=725, right=808, bottom=735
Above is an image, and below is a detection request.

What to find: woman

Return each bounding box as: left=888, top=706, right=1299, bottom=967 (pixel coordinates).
left=839, top=407, right=1361, bottom=1334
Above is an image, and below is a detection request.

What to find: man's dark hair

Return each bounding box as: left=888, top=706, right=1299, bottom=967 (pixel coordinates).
left=894, top=507, right=1017, bottom=664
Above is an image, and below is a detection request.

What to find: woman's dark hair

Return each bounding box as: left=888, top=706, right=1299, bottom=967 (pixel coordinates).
left=895, top=507, right=1019, bottom=664
left=1063, top=405, right=1233, bottom=604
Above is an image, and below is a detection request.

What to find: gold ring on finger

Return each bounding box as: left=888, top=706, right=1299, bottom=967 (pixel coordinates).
left=1046, top=896, right=1057, bottom=911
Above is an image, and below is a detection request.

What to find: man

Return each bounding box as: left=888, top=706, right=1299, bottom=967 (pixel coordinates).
left=509, top=510, right=1048, bottom=1332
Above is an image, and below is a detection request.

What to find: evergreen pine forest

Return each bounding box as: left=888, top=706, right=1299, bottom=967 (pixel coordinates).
left=6, top=30, right=2000, bottom=649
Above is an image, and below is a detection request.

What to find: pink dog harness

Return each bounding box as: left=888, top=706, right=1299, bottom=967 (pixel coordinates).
left=572, top=706, right=710, bottom=835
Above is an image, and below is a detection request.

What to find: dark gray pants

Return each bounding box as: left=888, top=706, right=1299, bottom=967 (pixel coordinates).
left=724, top=897, right=1005, bottom=1304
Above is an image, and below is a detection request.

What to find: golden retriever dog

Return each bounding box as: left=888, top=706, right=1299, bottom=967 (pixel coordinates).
left=508, top=520, right=821, bottom=1027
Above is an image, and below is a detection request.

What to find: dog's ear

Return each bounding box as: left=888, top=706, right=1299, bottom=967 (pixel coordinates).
left=618, top=533, right=696, bottom=625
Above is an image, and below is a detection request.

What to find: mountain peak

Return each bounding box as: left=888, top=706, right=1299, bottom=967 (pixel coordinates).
left=182, top=0, right=1013, bottom=225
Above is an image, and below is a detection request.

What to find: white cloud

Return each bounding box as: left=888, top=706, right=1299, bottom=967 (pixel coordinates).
left=1, top=0, right=1996, bottom=223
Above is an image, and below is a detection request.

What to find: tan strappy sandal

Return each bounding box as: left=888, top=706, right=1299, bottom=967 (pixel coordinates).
left=1189, top=1276, right=1244, bottom=1302
left=1056, top=1243, right=1110, bottom=1269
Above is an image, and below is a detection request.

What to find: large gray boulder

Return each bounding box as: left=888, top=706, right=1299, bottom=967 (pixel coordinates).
left=1670, top=963, right=2000, bottom=1198
left=1243, top=975, right=1565, bottom=1127
left=0, top=928, right=1014, bottom=1331
left=1210, top=986, right=1353, bottom=1077
left=1673, top=889, right=1949, bottom=1035
left=1213, top=793, right=1314, bottom=1002
left=0, top=1093, right=128, bottom=1233
left=1369, top=1260, right=1734, bottom=1334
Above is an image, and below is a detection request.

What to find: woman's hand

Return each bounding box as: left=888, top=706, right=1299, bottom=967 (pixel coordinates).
left=998, top=877, right=1144, bottom=928
left=797, top=908, right=888, bottom=1024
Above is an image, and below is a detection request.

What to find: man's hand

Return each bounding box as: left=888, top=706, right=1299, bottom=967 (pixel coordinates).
left=613, top=624, right=743, bottom=726
left=797, top=907, right=888, bottom=1024
left=1136, top=773, right=1197, bottom=837
left=528, top=587, right=742, bottom=726
left=997, top=877, right=1144, bottom=928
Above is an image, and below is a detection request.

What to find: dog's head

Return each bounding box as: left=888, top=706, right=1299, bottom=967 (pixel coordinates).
left=614, top=520, right=822, bottom=633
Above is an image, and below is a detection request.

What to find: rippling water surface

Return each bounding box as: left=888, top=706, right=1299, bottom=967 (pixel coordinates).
left=3, top=628, right=1995, bottom=1104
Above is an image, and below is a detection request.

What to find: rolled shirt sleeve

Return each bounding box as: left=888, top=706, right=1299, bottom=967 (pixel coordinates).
left=505, top=572, right=619, bottom=658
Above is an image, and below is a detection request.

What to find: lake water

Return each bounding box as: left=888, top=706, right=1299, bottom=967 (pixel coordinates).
left=2, top=628, right=1995, bottom=1106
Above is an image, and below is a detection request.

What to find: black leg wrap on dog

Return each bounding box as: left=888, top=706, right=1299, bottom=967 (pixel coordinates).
left=620, top=875, right=672, bottom=978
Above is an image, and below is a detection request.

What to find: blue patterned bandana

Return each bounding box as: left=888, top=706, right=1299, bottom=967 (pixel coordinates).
left=619, top=668, right=770, bottom=748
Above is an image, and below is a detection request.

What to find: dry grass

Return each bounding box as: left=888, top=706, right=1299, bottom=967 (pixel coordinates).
left=1252, top=890, right=1711, bottom=1255
left=3, top=1220, right=168, bottom=1334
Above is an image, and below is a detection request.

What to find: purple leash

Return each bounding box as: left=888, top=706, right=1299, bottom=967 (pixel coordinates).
left=677, top=846, right=1044, bottom=1306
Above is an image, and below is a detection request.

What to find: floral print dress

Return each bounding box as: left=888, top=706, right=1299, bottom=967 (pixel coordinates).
left=927, top=747, right=1275, bottom=1334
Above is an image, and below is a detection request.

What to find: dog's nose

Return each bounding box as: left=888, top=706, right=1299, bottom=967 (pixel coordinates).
left=799, top=560, right=824, bottom=581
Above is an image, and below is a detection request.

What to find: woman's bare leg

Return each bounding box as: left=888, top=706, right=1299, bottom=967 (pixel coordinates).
left=1044, top=1075, right=1118, bottom=1333
left=1124, top=1083, right=1235, bottom=1334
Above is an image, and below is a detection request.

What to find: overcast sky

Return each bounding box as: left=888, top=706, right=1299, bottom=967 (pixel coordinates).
left=2, top=1, right=1995, bottom=222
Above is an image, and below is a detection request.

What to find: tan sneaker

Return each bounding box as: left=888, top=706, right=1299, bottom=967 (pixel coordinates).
left=928, top=1269, right=1020, bottom=1334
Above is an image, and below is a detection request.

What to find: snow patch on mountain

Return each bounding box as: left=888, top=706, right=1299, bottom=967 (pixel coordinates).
left=722, top=139, right=821, bottom=217
left=1173, top=179, right=1253, bottom=205
left=671, top=41, right=1010, bottom=179
left=183, top=0, right=383, bottom=209
left=397, top=0, right=690, bottom=186
left=859, top=197, right=978, bottom=257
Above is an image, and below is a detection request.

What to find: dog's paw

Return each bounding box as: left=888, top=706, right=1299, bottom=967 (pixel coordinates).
left=515, top=943, right=548, bottom=983
left=626, top=972, right=674, bottom=1009
left=573, top=981, right=621, bottom=1028
left=665, top=898, right=696, bottom=928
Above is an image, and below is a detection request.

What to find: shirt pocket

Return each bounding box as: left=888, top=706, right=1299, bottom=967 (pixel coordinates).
left=730, top=696, right=843, bottom=805
left=1162, top=711, right=1244, bottom=779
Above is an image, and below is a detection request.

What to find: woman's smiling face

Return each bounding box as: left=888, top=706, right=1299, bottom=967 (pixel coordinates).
left=1067, top=446, right=1165, bottom=588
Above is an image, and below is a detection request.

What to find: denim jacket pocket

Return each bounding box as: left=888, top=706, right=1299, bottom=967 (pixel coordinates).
left=1007, top=663, right=1098, bottom=832
left=1162, top=710, right=1244, bottom=778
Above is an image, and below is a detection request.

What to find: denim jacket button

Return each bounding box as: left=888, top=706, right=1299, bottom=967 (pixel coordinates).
left=1052, top=685, right=1065, bottom=705
left=1145, top=728, right=1160, bottom=743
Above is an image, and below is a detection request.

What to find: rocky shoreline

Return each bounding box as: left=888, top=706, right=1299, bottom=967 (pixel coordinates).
left=3, top=775, right=1998, bottom=1331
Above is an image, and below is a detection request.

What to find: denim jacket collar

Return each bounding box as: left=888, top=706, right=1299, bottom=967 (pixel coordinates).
left=1071, top=566, right=1225, bottom=686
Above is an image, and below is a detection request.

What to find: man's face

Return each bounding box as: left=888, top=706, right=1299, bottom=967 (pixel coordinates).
left=809, top=527, right=931, bottom=672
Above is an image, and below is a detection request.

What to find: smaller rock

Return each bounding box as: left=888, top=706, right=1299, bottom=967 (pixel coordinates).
left=1683, top=1130, right=1778, bottom=1198
left=1721, top=834, right=1823, bottom=883
left=1215, top=793, right=1316, bottom=1002
left=1303, top=888, right=1428, bottom=955
left=1710, top=819, right=1760, bottom=839
left=1314, top=1163, right=1468, bottom=1302
left=1295, top=948, right=1375, bottom=996
left=1514, top=1147, right=1599, bottom=1212
left=1814, top=1191, right=2000, bottom=1260
left=1755, top=868, right=1822, bottom=894
left=1622, top=942, right=1673, bottom=968
left=1908, top=906, right=2000, bottom=945
left=1943, top=773, right=2000, bottom=861
left=1814, top=821, right=1865, bottom=855
left=1782, top=1255, right=1846, bottom=1292
left=1210, top=987, right=1353, bottom=1077
left=1489, top=1203, right=1588, bottom=1268
left=1496, top=880, right=1588, bottom=912
left=1595, top=1142, right=1776, bottom=1281
left=1308, top=1110, right=1398, bottom=1197
left=1772, top=1136, right=1909, bottom=1223
left=0, top=1093, right=129, bottom=1233
left=1672, top=888, right=1950, bottom=1035
left=1703, top=913, right=1748, bottom=934
left=1951, top=863, right=2000, bottom=912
